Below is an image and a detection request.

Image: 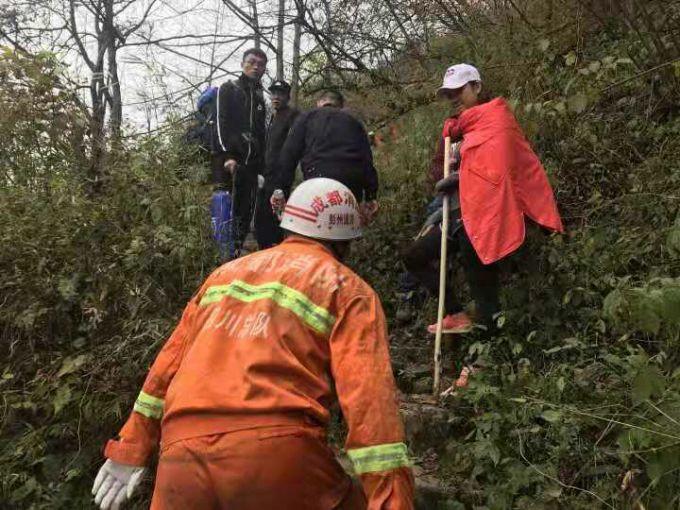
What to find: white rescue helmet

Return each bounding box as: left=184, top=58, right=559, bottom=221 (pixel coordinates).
left=280, top=178, right=362, bottom=241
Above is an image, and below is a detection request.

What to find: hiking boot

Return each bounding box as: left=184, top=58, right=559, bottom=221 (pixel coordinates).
left=427, top=312, right=473, bottom=334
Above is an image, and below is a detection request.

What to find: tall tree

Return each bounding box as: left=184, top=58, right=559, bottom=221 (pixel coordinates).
left=291, top=7, right=302, bottom=104
left=250, top=0, right=261, bottom=48
left=276, top=0, right=286, bottom=79
left=3, top=0, right=161, bottom=189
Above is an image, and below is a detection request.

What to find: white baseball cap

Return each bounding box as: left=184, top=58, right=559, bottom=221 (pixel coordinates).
left=436, top=63, right=481, bottom=96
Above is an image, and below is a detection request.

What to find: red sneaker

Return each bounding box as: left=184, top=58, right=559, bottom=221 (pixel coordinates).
left=427, top=312, right=473, bottom=334
left=454, top=366, right=473, bottom=388
left=440, top=365, right=479, bottom=397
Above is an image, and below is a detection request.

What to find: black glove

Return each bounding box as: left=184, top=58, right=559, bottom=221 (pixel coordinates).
left=434, top=172, right=460, bottom=194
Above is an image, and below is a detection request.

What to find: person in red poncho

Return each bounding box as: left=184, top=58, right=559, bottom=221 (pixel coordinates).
left=403, top=63, right=563, bottom=342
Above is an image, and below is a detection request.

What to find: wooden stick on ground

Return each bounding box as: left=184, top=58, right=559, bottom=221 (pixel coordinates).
left=433, top=136, right=452, bottom=397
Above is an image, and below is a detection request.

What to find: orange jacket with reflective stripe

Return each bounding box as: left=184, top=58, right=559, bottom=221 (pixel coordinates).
left=105, top=236, right=413, bottom=509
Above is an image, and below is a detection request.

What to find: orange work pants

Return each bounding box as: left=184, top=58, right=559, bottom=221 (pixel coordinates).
left=150, top=425, right=367, bottom=510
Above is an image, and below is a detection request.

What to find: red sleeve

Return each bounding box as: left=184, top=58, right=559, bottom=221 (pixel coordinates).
left=442, top=116, right=463, bottom=140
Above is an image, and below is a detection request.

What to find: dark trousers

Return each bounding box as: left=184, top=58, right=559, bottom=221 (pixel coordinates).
left=402, top=224, right=500, bottom=325
left=211, top=153, right=258, bottom=249
left=254, top=187, right=283, bottom=249
left=397, top=197, right=444, bottom=296
left=211, top=153, right=231, bottom=188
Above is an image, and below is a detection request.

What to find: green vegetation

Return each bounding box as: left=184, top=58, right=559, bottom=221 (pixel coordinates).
left=1, top=1, right=679, bottom=508
left=1, top=50, right=216, bottom=508
left=358, top=4, right=680, bottom=507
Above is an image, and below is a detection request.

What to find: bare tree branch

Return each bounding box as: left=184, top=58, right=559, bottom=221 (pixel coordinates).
left=69, top=0, right=97, bottom=70
left=221, top=0, right=278, bottom=52
left=121, top=0, right=161, bottom=39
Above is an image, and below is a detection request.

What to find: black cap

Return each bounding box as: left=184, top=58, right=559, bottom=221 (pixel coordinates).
left=269, top=80, right=291, bottom=93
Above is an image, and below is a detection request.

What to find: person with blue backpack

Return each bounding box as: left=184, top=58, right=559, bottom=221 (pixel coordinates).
left=185, top=85, right=219, bottom=156
left=186, top=86, right=235, bottom=257
left=210, top=48, right=268, bottom=256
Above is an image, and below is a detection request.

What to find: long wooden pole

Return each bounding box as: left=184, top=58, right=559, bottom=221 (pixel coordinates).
left=433, top=136, right=451, bottom=397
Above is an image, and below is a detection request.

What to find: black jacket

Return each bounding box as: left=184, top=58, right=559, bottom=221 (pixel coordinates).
left=264, top=105, right=300, bottom=184
left=215, top=74, right=267, bottom=167
left=274, top=106, right=379, bottom=201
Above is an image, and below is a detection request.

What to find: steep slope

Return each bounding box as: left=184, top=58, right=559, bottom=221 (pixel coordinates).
left=346, top=17, right=680, bottom=509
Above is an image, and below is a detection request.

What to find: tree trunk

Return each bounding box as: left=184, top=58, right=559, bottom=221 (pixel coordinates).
left=291, top=9, right=302, bottom=105
left=107, top=47, right=122, bottom=140
left=251, top=0, right=261, bottom=48
left=105, top=0, right=122, bottom=141
left=88, top=28, right=108, bottom=193
left=88, top=73, right=107, bottom=193
left=322, top=0, right=332, bottom=84
left=276, top=0, right=286, bottom=80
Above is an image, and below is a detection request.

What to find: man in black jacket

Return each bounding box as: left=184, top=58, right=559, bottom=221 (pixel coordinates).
left=254, top=79, right=300, bottom=249
left=270, top=90, right=379, bottom=223
left=213, top=47, right=268, bottom=253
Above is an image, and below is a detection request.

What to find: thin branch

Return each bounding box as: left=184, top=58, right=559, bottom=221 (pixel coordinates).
left=221, top=0, right=278, bottom=52
left=0, top=26, right=31, bottom=54
left=124, top=33, right=249, bottom=48
left=133, top=33, right=240, bottom=76
left=518, top=433, right=616, bottom=510
left=601, top=57, right=680, bottom=92
left=121, top=0, right=161, bottom=39
left=69, top=0, right=97, bottom=71
left=506, top=0, right=537, bottom=29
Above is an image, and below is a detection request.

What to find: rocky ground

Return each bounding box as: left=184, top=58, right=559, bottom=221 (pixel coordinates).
left=392, top=320, right=471, bottom=508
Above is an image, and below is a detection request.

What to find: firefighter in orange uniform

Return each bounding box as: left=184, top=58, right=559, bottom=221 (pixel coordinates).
left=92, top=177, right=415, bottom=510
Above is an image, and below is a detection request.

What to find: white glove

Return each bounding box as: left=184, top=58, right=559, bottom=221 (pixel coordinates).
left=92, top=459, right=147, bottom=510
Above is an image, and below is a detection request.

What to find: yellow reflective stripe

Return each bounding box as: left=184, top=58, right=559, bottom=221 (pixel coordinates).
left=199, top=280, right=335, bottom=335
left=133, top=391, right=164, bottom=420
left=347, top=442, right=412, bottom=474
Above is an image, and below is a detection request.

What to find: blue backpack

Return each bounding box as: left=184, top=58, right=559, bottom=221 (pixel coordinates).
left=186, top=86, right=219, bottom=153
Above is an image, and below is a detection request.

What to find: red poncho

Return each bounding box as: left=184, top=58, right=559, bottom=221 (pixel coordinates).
left=443, top=97, right=564, bottom=265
